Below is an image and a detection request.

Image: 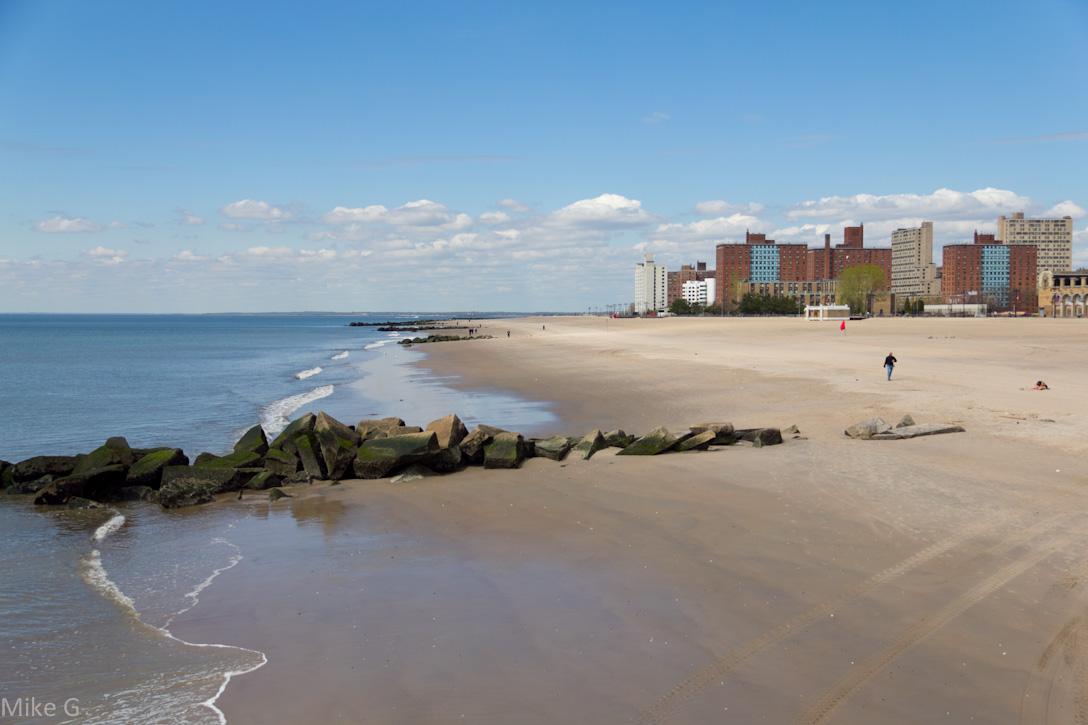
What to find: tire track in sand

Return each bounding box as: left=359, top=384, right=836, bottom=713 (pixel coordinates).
left=1019, top=555, right=1088, bottom=724
left=797, top=520, right=1088, bottom=724
left=637, top=500, right=1084, bottom=724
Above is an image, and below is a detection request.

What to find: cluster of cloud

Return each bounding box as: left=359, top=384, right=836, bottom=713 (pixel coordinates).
left=14, top=187, right=1087, bottom=312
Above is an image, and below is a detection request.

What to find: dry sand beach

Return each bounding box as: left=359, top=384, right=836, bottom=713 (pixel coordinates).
left=174, top=315, right=1088, bottom=724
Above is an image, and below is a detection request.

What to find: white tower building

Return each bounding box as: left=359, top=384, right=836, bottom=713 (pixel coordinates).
left=634, top=252, right=667, bottom=315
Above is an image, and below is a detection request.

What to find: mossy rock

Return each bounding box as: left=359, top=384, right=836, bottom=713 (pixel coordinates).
left=233, top=424, right=269, bottom=455
left=264, top=448, right=301, bottom=476
left=574, top=430, right=607, bottom=460
left=676, top=430, right=717, bottom=451
left=483, top=432, right=528, bottom=469
left=73, top=441, right=134, bottom=475
left=12, top=456, right=78, bottom=483
left=269, top=412, right=316, bottom=451
left=354, top=432, right=439, bottom=479
left=127, top=448, right=188, bottom=488
left=33, top=465, right=126, bottom=506
left=194, top=450, right=262, bottom=469
left=294, top=432, right=328, bottom=480
left=616, top=426, right=678, bottom=456
left=245, top=471, right=283, bottom=490
left=534, top=435, right=571, bottom=461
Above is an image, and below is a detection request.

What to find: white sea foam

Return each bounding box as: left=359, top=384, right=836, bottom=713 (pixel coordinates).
left=294, top=366, right=323, bottom=380
left=260, top=384, right=334, bottom=435
left=331, top=351, right=349, bottom=360
left=365, top=339, right=394, bottom=350
left=93, top=510, right=126, bottom=541
left=81, top=533, right=267, bottom=725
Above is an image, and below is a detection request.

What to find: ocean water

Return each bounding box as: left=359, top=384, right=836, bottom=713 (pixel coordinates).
left=0, top=313, right=556, bottom=723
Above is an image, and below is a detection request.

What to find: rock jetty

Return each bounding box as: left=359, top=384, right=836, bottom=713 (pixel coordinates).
left=1, top=413, right=791, bottom=510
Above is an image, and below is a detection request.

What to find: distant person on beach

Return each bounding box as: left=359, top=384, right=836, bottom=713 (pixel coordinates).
left=506, top=330, right=510, bottom=337
left=1031, top=380, right=1049, bottom=390
left=884, top=352, right=897, bottom=380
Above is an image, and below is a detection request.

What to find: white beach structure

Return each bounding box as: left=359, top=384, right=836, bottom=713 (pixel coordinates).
left=804, top=304, right=851, bottom=321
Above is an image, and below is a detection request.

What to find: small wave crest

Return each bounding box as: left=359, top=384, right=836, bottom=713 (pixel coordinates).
left=93, top=511, right=126, bottom=542
left=81, top=550, right=141, bottom=619
left=330, top=351, right=348, bottom=360
left=294, top=366, right=323, bottom=380
left=365, top=339, right=394, bottom=350
left=260, top=385, right=334, bottom=435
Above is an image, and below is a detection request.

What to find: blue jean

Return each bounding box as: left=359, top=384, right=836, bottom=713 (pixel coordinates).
left=886, top=364, right=894, bottom=380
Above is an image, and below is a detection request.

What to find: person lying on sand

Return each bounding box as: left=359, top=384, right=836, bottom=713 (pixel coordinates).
left=1030, top=381, right=1049, bottom=390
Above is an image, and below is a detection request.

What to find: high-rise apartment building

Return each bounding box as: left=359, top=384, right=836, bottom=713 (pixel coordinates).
left=634, top=252, right=667, bottom=314
left=681, top=278, right=716, bottom=306
left=997, top=212, right=1073, bottom=274
left=714, top=232, right=807, bottom=306
left=942, top=238, right=1037, bottom=312
left=805, top=226, right=893, bottom=286
left=891, top=221, right=941, bottom=297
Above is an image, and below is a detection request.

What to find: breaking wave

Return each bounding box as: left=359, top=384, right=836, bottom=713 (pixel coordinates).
left=330, top=351, right=349, bottom=360
left=294, top=366, right=323, bottom=380
left=259, top=385, right=334, bottom=435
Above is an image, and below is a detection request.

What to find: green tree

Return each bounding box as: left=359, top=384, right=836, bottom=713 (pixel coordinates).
left=837, top=264, right=885, bottom=314
left=668, top=298, right=693, bottom=315
left=736, top=293, right=800, bottom=316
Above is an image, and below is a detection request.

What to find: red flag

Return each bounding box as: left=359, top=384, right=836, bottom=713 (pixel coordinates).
left=840, top=320, right=846, bottom=331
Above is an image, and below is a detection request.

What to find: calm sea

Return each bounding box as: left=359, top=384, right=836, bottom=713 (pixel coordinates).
left=0, top=313, right=555, bottom=723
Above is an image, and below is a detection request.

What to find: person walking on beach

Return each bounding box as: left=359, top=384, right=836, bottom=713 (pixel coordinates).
left=884, top=352, right=897, bottom=381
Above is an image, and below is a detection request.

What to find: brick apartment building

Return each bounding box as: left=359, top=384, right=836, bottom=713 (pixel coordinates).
left=941, top=233, right=1037, bottom=312
left=666, top=261, right=714, bottom=304
left=715, top=226, right=892, bottom=307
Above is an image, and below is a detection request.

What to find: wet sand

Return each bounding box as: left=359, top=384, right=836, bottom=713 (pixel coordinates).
left=174, top=315, right=1088, bottom=724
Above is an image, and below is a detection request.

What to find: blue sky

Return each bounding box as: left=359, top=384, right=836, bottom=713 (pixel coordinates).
left=1, top=0, right=1086, bottom=312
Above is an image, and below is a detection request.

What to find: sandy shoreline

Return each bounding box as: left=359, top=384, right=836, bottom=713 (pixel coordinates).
left=173, top=315, right=1088, bottom=723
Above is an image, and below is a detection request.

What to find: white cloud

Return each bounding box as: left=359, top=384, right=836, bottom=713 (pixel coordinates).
left=478, top=211, right=511, bottom=225
left=497, top=198, right=531, bottom=213
left=106, top=221, right=128, bottom=229
left=643, top=111, right=670, bottom=124
left=33, top=215, right=102, bottom=233
left=219, top=222, right=250, bottom=232
left=693, top=201, right=765, bottom=217
left=176, top=207, right=205, bottom=226
left=547, top=194, right=658, bottom=229
left=173, top=250, right=209, bottom=261
left=654, top=213, right=773, bottom=242
left=320, top=205, right=388, bottom=225
left=80, top=246, right=126, bottom=264
left=220, top=199, right=292, bottom=220
left=785, top=188, right=1034, bottom=222
left=1043, top=201, right=1087, bottom=219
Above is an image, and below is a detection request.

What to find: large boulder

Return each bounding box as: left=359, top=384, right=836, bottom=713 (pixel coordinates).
left=244, top=471, right=283, bottom=490
left=0, top=461, right=12, bottom=490
left=573, top=430, right=608, bottom=460
left=534, top=435, right=571, bottom=461
left=314, top=412, right=360, bottom=480
left=603, top=430, right=634, bottom=449
left=7, top=474, right=54, bottom=495
left=293, top=432, right=328, bottom=479
left=74, top=439, right=135, bottom=475
left=483, top=432, right=529, bottom=469
left=355, top=417, right=407, bottom=441
left=114, top=486, right=158, bottom=503
left=126, top=448, right=188, bottom=488
left=458, top=426, right=494, bottom=465
left=737, top=428, right=783, bottom=447
left=194, top=450, right=263, bottom=469
left=429, top=445, right=463, bottom=473
left=617, top=426, right=678, bottom=456
left=676, top=430, right=717, bottom=451
left=158, top=466, right=261, bottom=508
left=689, top=422, right=736, bottom=445
left=34, top=465, right=127, bottom=505
left=844, top=418, right=892, bottom=439
left=233, top=424, right=269, bottom=455
left=263, top=448, right=301, bottom=476
left=896, top=414, right=916, bottom=429
left=425, top=414, right=468, bottom=448
left=354, top=432, right=439, bottom=479
left=12, top=456, right=78, bottom=483
left=269, top=413, right=316, bottom=451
